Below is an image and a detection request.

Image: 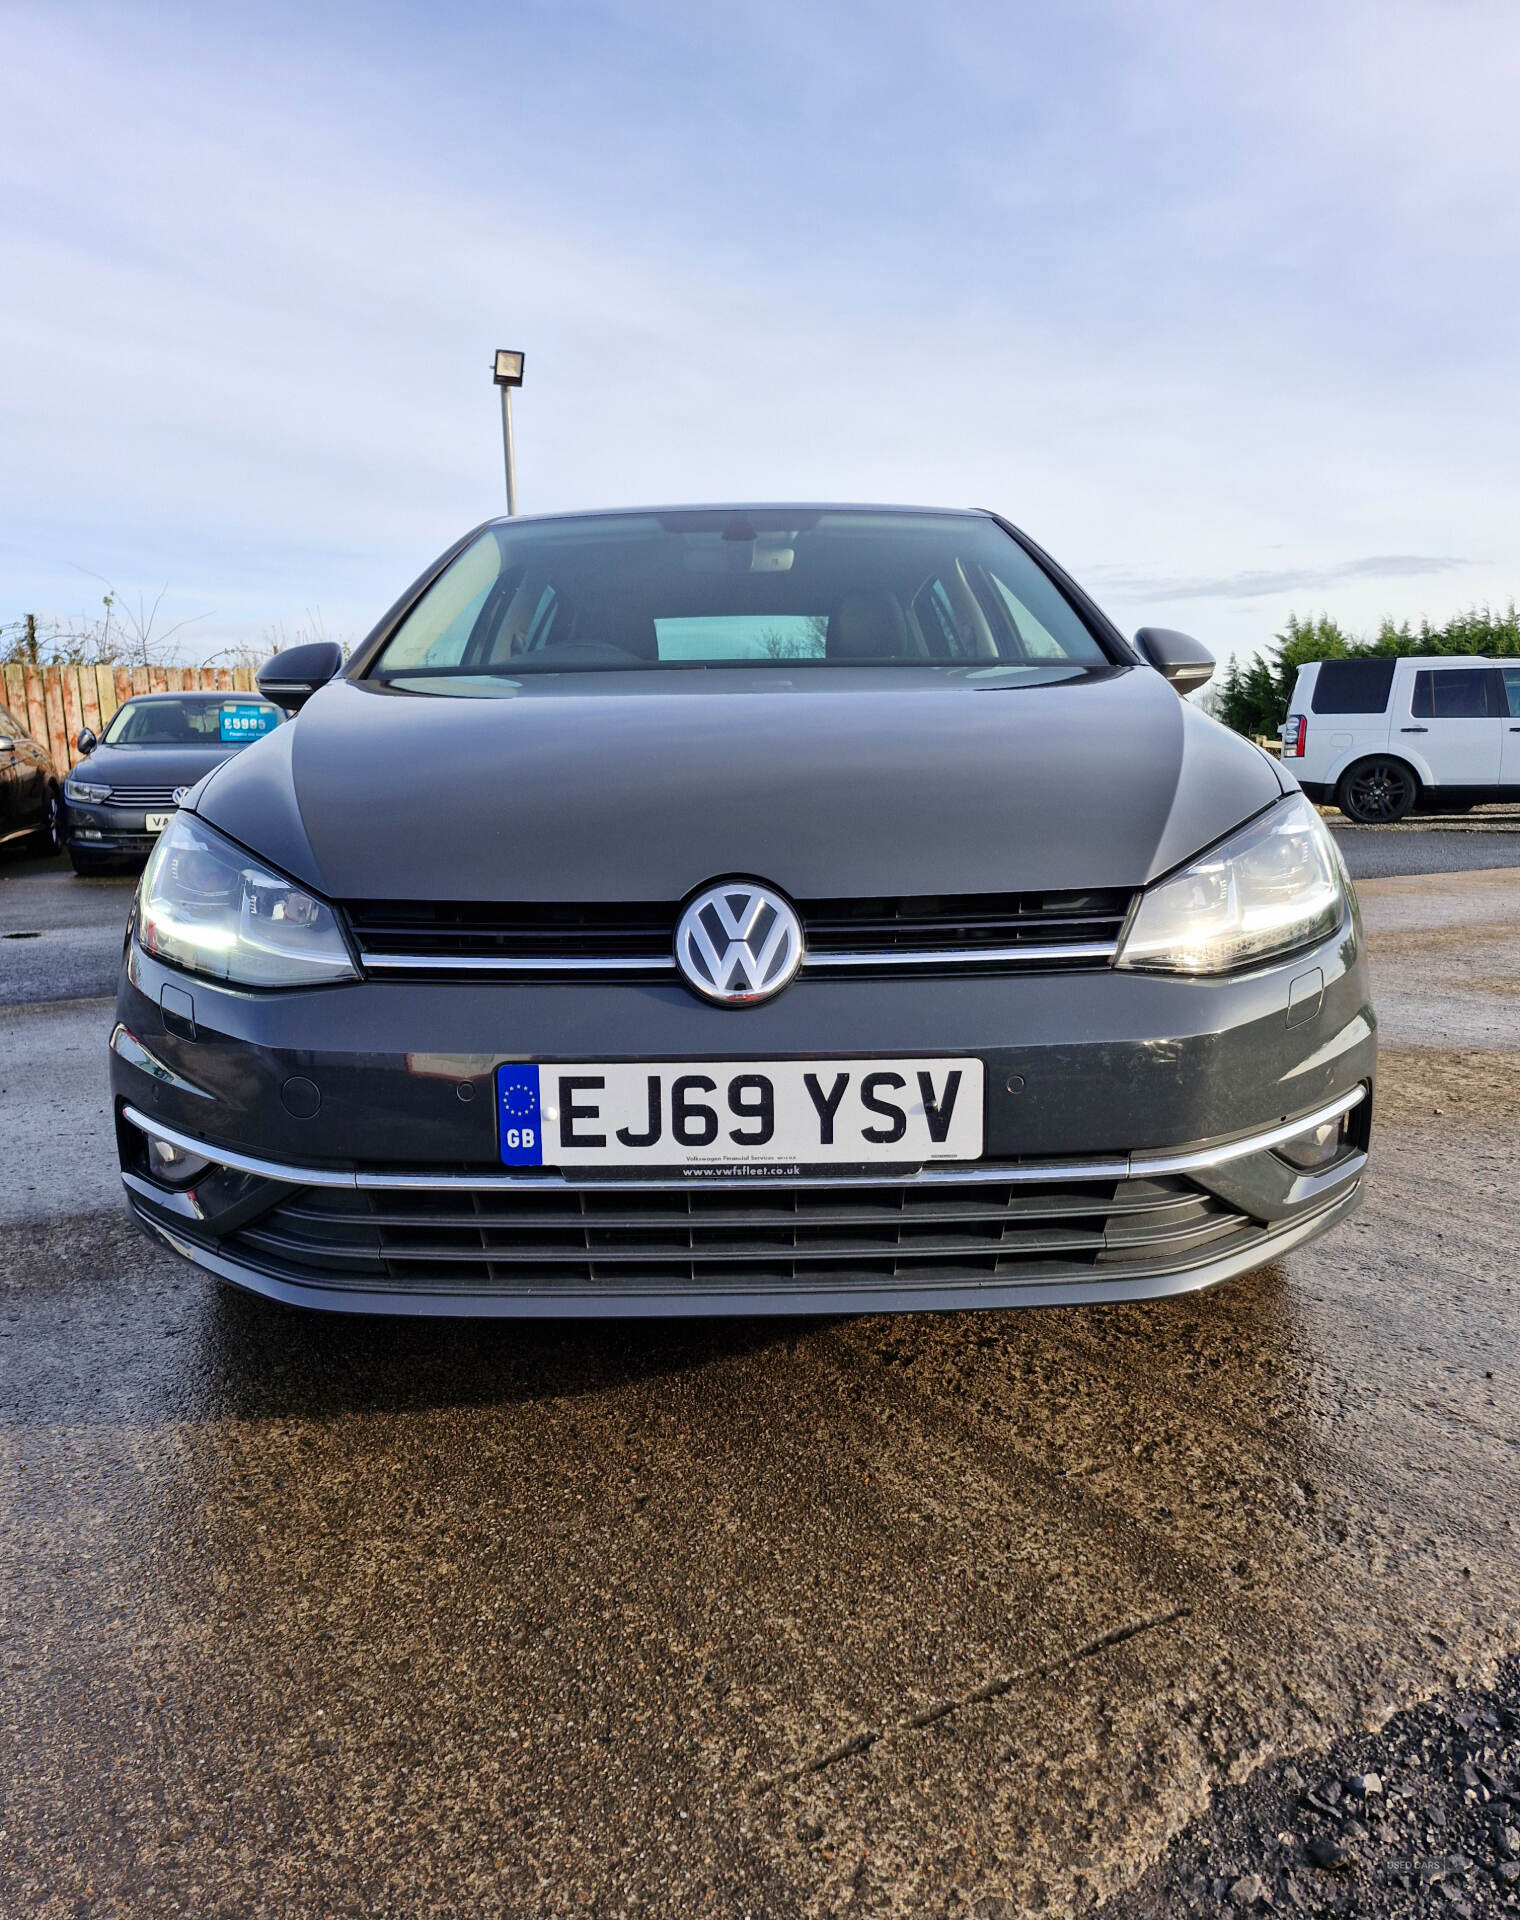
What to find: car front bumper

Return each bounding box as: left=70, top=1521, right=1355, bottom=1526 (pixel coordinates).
left=63, top=801, right=168, bottom=860
left=111, top=918, right=1375, bottom=1316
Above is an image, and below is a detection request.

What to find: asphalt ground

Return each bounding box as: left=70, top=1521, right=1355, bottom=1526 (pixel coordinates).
left=1, top=841, right=1518, bottom=1917
left=1336, top=827, right=1520, bottom=879
left=1100, top=1655, right=1520, bottom=1915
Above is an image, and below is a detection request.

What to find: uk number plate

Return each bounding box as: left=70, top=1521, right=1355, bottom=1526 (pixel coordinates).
left=496, top=1058, right=984, bottom=1170
left=145, top=811, right=176, bottom=833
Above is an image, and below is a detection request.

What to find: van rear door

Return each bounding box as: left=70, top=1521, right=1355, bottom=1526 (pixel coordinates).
left=1399, top=664, right=1504, bottom=788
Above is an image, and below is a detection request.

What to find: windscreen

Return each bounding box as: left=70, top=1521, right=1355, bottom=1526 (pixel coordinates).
left=368, top=511, right=1113, bottom=691
left=101, top=699, right=283, bottom=747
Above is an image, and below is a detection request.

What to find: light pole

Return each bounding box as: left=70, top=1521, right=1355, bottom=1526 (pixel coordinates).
left=492, top=349, right=525, bottom=514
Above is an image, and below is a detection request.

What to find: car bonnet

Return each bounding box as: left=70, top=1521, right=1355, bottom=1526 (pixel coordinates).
left=195, top=667, right=1284, bottom=903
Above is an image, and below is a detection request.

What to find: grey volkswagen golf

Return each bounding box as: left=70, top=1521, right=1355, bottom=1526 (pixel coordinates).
left=112, top=506, right=1373, bottom=1316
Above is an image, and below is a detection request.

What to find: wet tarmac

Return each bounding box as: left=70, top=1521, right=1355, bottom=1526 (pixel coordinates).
left=1, top=865, right=1517, bottom=1916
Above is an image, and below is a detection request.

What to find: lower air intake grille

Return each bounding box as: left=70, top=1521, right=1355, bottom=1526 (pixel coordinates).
left=223, top=1171, right=1255, bottom=1296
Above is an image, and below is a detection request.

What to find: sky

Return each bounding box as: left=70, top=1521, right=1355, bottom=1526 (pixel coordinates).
left=3, top=0, right=1519, bottom=669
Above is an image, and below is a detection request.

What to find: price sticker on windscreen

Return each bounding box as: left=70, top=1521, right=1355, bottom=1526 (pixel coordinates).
left=220, top=703, right=279, bottom=743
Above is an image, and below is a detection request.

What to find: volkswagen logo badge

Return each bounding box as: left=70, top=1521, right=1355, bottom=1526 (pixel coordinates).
left=171, top=787, right=188, bottom=805
left=675, top=880, right=805, bottom=1006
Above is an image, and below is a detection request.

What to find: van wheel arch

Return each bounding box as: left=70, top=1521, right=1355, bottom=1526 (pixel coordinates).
left=1336, top=755, right=1421, bottom=825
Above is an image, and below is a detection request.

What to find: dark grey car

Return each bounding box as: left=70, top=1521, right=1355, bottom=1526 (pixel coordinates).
left=63, top=691, right=282, bottom=874
left=111, top=506, right=1373, bottom=1316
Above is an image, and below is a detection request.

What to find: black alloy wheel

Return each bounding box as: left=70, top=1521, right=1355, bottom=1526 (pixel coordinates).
left=1338, top=757, right=1419, bottom=825
left=36, top=785, right=62, bottom=854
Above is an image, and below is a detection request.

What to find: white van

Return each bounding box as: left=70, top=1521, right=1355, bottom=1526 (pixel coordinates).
left=1281, top=656, right=1520, bottom=822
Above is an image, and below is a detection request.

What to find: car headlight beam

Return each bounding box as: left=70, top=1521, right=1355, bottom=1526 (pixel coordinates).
left=137, top=814, right=356, bottom=988
left=1115, top=794, right=1346, bottom=976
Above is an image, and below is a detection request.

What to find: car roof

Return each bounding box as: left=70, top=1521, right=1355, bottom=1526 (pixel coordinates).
left=115, top=689, right=269, bottom=702
left=480, top=502, right=996, bottom=531
left=1303, top=655, right=1499, bottom=670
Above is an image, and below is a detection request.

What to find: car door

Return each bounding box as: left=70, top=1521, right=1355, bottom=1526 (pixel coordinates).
left=12, top=714, right=48, bottom=826
left=1500, top=667, right=1520, bottom=786
left=1401, top=665, right=1504, bottom=790
left=0, top=708, right=22, bottom=840
left=20, top=721, right=50, bottom=825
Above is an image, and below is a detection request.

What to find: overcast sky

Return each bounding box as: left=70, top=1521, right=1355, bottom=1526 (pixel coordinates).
left=4, top=0, right=1518, bottom=666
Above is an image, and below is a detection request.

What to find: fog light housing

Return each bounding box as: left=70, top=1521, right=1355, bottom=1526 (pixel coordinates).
left=1276, top=1113, right=1352, bottom=1172
left=146, top=1133, right=213, bottom=1186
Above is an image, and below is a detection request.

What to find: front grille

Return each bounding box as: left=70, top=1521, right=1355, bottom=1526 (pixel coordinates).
left=803, top=890, right=1130, bottom=970
left=221, top=1169, right=1256, bottom=1296
left=344, top=899, right=673, bottom=964
left=104, top=785, right=182, bottom=808
left=342, top=888, right=1133, bottom=979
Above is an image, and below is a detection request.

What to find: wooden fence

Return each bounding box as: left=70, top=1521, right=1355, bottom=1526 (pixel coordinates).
left=0, top=663, right=258, bottom=776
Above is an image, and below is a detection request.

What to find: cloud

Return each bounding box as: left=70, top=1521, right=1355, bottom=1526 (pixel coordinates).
left=1088, top=556, right=1472, bottom=603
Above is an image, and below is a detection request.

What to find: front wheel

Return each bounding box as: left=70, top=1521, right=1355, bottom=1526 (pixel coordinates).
left=34, top=784, right=62, bottom=854
left=1337, top=757, right=1419, bottom=824
left=68, top=847, right=118, bottom=876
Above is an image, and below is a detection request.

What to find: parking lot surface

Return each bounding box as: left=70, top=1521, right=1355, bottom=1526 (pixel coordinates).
left=2, top=851, right=1518, bottom=1916
left=1333, top=806, right=1520, bottom=880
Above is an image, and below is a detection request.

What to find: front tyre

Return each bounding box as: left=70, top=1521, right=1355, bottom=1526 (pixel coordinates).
left=1338, top=756, right=1419, bottom=825
left=34, top=784, right=62, bottom=854
left=68, top=846, right=119, bottom=877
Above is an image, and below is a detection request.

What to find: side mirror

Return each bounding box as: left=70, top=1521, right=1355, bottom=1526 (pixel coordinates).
left=256, top=640, right=345, bottom=713
left=1134, top=627, right=1214, bottom=696
left=76, top=727, right=97, bottom=755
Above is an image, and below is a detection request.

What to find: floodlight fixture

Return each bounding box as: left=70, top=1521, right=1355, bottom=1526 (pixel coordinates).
left=490, top=348, right=525, bottom=512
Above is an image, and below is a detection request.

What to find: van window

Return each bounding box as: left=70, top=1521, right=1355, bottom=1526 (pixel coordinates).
left=1310, top=659, right=1396, bottom=714
left=1411, top=669, right=1500, bottom=720
left=1502, top=668, right=1520, bottom=719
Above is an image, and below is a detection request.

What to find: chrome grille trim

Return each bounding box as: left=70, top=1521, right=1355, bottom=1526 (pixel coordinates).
left=1134, top=1085, right=1363, bottom=1174
left=356, top=942, right=1118, bottom=974
left=806, top=941, right=1117, bottom=969
left=119, top=1086, right=1365, bottom=1195
left=362, top=952, right=670, bottom=974
left=103, top=786, right=182, bottom=807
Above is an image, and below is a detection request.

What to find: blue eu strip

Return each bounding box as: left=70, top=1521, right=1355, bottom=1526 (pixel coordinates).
left=496, top=1064, right=544, bottom=1166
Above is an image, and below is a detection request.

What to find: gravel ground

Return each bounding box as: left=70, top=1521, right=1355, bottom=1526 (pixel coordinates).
left=1097, top=1658, right=1520, bottom=1918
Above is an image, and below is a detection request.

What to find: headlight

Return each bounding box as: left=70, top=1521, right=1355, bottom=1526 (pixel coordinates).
left=64, top=776, right=112, bottom=803
left=1115, top=794, right=1346, bottom=975
left=137, top=813, right=356, bottom=988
